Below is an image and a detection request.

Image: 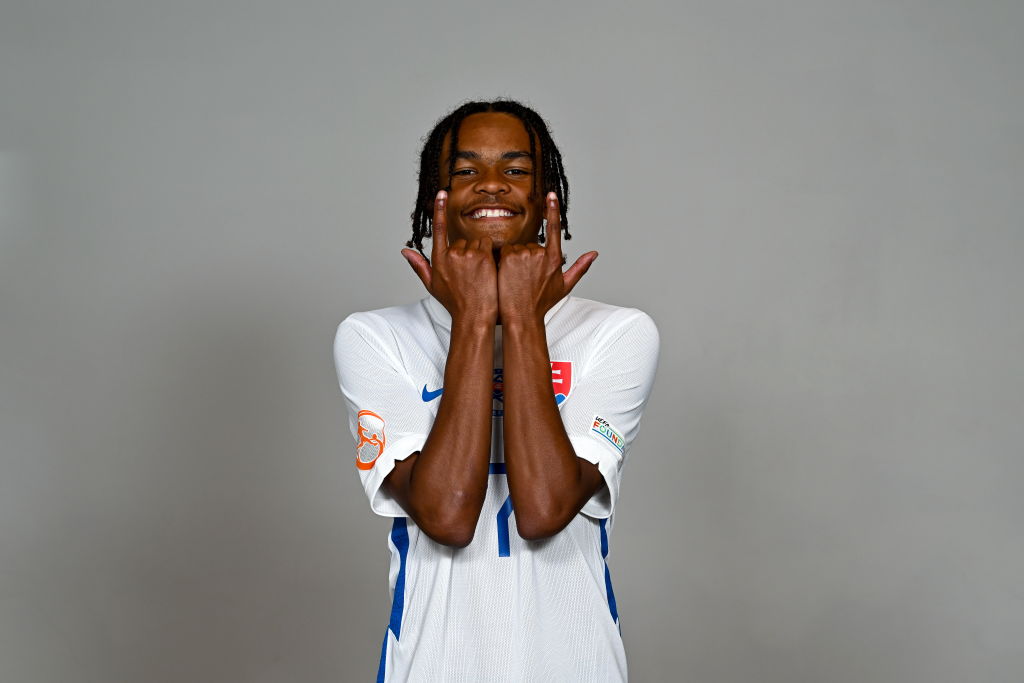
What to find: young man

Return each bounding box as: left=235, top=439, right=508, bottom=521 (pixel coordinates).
left=334, top=100, right=659, bottom=682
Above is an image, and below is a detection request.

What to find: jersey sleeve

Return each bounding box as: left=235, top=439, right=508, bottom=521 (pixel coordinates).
left=333, top=314, right=432, bottom=517
left=560, top=310, right=660, bottom=519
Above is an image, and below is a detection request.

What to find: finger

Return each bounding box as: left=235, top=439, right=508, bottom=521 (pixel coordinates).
left=544, top=192, right=562, bottom=265
left=401, top=248, right=432, bottom=290
left=480, top=237, right=493, bottom=255
left=498, top=243, right=515, bottom=263
left=562, top=251, right=598, bottom=293
left=431, top=190, right=448, bottom=258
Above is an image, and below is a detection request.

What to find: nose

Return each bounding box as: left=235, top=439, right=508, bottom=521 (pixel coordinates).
left=474, top=167, right=509, bottom=194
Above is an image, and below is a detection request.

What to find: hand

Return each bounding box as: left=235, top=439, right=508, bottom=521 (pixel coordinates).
left=402, top=191, right=499, bottom=323
left=497, top=193, right=598, bottom=325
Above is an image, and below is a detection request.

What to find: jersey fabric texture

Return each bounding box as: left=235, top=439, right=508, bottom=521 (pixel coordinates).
left=333, top=295, right=659, bottom=682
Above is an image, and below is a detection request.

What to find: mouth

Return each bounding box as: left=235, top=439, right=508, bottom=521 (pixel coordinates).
left=465, top=206, right=519, bottom=220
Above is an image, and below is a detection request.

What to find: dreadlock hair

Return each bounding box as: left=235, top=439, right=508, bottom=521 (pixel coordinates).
left=408, top=99, right=570, bottom=257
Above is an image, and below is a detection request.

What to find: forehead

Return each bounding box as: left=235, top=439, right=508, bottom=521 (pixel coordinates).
left=443, top=112, right=535, bottom=159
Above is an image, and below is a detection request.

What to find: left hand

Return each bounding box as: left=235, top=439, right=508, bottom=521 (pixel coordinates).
left=497, top=192, right=598, bottom=324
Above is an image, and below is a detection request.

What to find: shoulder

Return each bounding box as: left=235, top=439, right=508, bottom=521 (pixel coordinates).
left=336, top=299, right=432, bottom=341
left=557, top=296, right=659, bottom=344
left=334, top=299, right=436, bottom=363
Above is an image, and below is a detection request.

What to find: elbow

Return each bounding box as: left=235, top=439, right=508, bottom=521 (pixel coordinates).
left=421, top=524, right=476, bottom=548
left=408, top=497, right=481, bottom=548
left=515, top=511, right=571, bottom=541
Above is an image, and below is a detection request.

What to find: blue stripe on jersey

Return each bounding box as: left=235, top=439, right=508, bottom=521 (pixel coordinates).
left=376, top=628, right=388, bottom=683
left=488, top=462, right=506, bottom=474
left=600, top=518, right=619, bottom=622
left=496, top=496, right=514, bottom=557
left=388, top=518, right=410, bottom=639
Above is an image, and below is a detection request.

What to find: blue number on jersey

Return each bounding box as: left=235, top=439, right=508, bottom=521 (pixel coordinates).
left=489, top=463, right=513, bottom=557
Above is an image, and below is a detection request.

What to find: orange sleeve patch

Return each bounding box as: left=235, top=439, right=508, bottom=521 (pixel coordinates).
left=355, top=410, right=386, bottom=470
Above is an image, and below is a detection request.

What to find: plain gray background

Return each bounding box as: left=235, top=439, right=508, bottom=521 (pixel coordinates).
left=1, top=1, right=1021, bottom=681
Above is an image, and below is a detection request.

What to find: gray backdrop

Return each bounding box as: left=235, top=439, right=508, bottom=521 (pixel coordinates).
left=1, top=1, right=1021, bottom=681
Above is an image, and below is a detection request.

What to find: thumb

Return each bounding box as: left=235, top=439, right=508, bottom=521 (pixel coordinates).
left=562, top=251, right=598, bottom=293
left=401, top=248, right=432, bottom=290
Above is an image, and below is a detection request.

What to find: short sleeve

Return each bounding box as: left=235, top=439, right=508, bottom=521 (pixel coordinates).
left=560, top=311, right=660, bottom=519
left=333, top=315, right=433, bottom=517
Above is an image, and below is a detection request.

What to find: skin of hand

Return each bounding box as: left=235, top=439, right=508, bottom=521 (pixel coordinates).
left=384, top=190, right=497, bottom=547
left=402, top=190, right=499, bottom=322
left=499, top=193, right=606, bottom=539
left=496, top=192, right=598, bottom=325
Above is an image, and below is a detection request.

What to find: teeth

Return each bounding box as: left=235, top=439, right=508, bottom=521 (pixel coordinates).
left=472, top=209, right=514, bottom=218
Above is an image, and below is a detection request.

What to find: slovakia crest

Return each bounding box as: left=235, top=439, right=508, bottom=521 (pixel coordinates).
left=550, top=361, right=573, bottom=406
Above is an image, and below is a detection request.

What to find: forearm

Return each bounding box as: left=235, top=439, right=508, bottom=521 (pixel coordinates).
left=388, top=315, right=494, bottom=546
left=502, top=317, right=600, bottom=539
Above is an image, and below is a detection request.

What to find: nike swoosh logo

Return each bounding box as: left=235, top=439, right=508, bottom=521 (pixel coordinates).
left=421, top=385, right=444, bottom=402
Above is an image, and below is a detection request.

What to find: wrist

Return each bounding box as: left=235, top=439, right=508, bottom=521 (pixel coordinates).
left=451, top=307, right=498, bottom=331
left=501, top=314, right=547, bottom=336
left=498, top=302, right=545, bottom=328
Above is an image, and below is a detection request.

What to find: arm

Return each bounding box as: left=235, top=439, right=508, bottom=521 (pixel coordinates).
left=382, top=318, right=493, bottom=547
left=385, top=190, right=497, bottom=547
left=498, top=193, right=602, bottom=539
left=501, top=317, right=605, bottom=540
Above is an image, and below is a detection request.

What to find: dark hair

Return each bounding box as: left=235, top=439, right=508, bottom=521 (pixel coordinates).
left=408, top=99, right=570, bottom=256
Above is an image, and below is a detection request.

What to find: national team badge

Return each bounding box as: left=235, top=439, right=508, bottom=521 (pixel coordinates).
left=355, top=410, right=386, bottom=470
left=550, top=361, right=573, bottom=406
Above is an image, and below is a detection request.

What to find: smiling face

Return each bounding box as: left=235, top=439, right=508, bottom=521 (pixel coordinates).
left=439, top=112, right=546, bottom=249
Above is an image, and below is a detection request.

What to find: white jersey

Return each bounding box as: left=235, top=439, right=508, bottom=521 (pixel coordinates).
left=333, top=295, right=659, bottom=682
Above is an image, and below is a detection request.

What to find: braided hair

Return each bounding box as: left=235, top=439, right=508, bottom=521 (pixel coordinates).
left=408, top=100, right=570, bottom=256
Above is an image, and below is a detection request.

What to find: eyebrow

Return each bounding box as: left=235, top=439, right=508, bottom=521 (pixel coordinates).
left=450, top=150, right=533, bottom=162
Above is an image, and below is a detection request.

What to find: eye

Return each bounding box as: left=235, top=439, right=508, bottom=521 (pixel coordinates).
left=505, top=168, right=530, bottom=176
left=451, top=168, right=476, bottom=176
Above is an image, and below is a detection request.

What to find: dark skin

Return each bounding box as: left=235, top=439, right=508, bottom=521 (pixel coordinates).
left=390, top=113, right=605, bottom=546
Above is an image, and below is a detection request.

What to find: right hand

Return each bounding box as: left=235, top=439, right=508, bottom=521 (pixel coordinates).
left=401, top=190, right=498, bottom=322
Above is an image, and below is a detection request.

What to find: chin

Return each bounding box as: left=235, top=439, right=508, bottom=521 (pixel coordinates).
left=493, top=234, right=540, bottom=250
left=455, top=224, right=532, bottom=249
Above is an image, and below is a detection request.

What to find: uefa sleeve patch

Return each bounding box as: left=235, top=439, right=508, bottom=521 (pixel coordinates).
left=355, top=410, right=386, bottom=470
left=590, top=415, right=625, bottom=455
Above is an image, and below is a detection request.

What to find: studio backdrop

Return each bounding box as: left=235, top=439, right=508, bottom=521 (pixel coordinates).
left=1, top=1, right=1021, bottom=681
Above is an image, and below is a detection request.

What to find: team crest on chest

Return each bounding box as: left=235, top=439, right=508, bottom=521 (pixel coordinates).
left=489, top=362, right=572, bottom=412
left=551, top=361, right=572, bottom=406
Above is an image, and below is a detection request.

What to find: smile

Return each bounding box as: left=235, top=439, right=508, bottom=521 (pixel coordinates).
left=470, top=208, right=517, bottom=219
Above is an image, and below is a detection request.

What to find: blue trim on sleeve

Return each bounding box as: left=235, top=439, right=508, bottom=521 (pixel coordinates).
left=488, top=462, right=507, bottom=474
left=600, top=518, right=619, bottom=622
left=388, top=518, right=410, bottom=639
